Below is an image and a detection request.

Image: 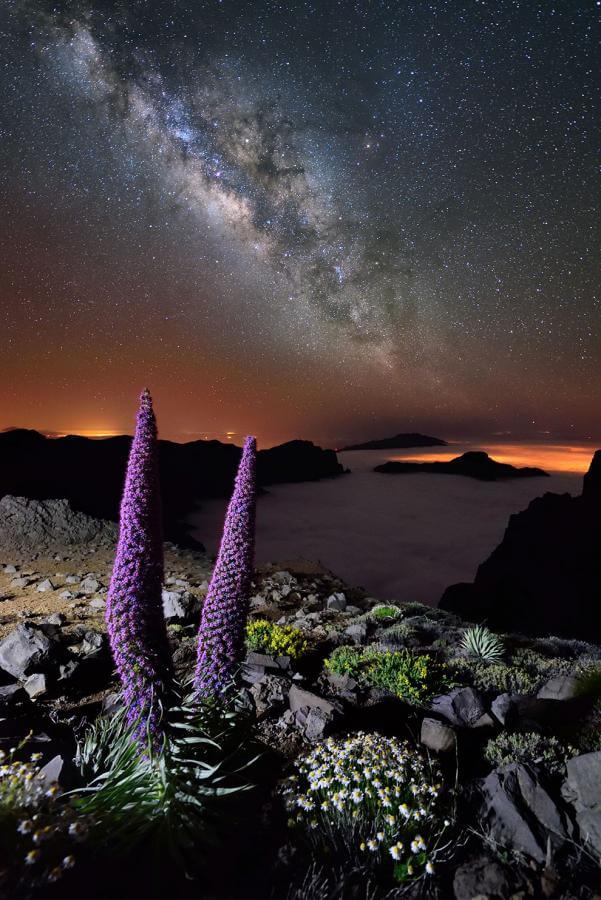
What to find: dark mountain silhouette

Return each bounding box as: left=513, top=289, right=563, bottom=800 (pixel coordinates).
left=341, top=432, right=447, bottom=451
left=374, top=451, right=548, bottom=481
left=0, top=430, right=344, bottom=547
left=439, top=450, right=601, bottom=641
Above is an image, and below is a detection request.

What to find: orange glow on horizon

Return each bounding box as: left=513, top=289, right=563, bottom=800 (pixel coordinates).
left=388, top=442, right=595, bottom=474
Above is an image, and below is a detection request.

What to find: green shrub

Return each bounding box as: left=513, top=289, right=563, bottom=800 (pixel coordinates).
left=448, top=657, right=537, bottom=694
left=324, top=645, right=364, bottom=679
left=484, top=731, right=574, bottom=777
left=325, top=646, right=446, bottom=705
left=369, top=604, right=402, bottom=621
left=460, top=625, right=504, bottom=662
left=381, top=621, right=416, bottom=645
left=246, top=619, right=309, bottom=659
left=280, top=732, right=451, bottom=884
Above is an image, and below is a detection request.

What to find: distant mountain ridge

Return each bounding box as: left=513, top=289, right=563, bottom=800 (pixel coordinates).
left=341, top=432, right=447, bottom=451
left=0, top=429, right=344, bottom=547
left=374, top=450, right=549, bottom=481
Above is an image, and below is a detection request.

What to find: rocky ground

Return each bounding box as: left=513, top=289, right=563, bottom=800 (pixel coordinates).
left=1, top=497, right=600, bottom=899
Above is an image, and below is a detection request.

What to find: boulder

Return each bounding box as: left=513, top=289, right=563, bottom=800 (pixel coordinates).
left=326, top=592, right=347, bottom=611
left=250, top=675, right=287, bottom=716
left=537, top=675, right=581, bottom=701
left=288, top=685, right=335, bottom=717
left=420, top=717, right=456, bottom=753
left=0, top=623, right=53, bottom=678
left=431, top=687, right=486, bottom=727
left=562, top=751, right=601, bottom=859
left=480, top=763, right=573, bottom=863
left=161, top=589, right=200, bottom=621
left=23, top=673, right=48, bottom=699
left=453, top=854, right=514, bottom=900
left=491, top=692, right=512, bottom=725
left=36, top=579, right=55, bottom=593
left=80, top=576, right=100, bottom=594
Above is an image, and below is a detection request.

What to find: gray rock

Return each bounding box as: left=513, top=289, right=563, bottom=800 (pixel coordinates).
left=42, top=612, right=65, bottom=627
left=23, top=673, right=48, bottom=699
left=11, top=577, right=28, bottom=589
left=88, top=598, right=106, bottom=610
left=59, top=590, right=75, bottom=601
left=537, top=675, right=581, bottom=701
left=3, top=564, right=18, bottom=574
left=326, top=672, right=358, bottom=697
left=36, top=578, right=55, bottom=593
left=0, top=623, right=53, bottom=678
left=161, top=589, right=200, bottom=621
left=65, top=575, right=79, bottom=584
left=480, top=763, right=573, bottom=863
left=37, top=755, right=64, bottom=788
left=491, top=692, right=512, bottom=725
left=325, top=592, right=347, bottom=611
left=562, top=751, right=601, bottom=859
left=344, top=622, right=367, bottom=644
left=420, top=717, right=456, bottom=753
left=80, top=630, right=105, bottom=657
left=289, top=685, right=335, bottom=717
left=250, top=675, right=286, bottom=716
left=0, top=496, right=117, bottom=553
left=80, top=576, right=100, bottom=594
left=453, top=854, right=514, bottom=900
left=58, top=660, right=79, bottom=681
left=303, top=708, right=330, bottom=742
left=431, top=687, right=486, bottom=727
left=0, top=683, right=28, bottom=709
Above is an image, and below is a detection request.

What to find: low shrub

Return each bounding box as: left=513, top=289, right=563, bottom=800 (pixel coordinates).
left=369, top=604, right=402, bottom=621
left=325, top=646, right=446, bottom=705
left=448, top=657, right=537, bottom=694
left=279, top=732, right=452, bottom=885
left=484, top=731, right=574, bottom=777
left=460, top=625, right=504, bottom=662
left=246, top=619, right=309, bottom=660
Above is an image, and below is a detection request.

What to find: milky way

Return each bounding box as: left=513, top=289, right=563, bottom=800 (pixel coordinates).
left=1, top=1, right=600, bottom=443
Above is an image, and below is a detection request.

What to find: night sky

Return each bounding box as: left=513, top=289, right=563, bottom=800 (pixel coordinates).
left=1, top=1, right=599, bottom=446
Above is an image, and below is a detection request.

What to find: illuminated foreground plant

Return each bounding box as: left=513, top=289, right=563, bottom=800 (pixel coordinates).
left=195, top=436, right=257, bottom=698
left=0, top=744, right=92, bottom=894
left=325, top=646, right=447, bottom=705
left=460, top=625, right=504, bottom=663
left=72, top=687, right=257, bottom=872
left=105, top=389, right=172, bottom=742
left=280, top=733, right=452, bottom=885
left=246, top=619, right=310, bottom=660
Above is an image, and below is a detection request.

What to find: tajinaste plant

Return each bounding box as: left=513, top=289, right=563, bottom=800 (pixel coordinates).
left=106, top=389, right=172, bottom=741
left=195, top=436, right=257, bottom=697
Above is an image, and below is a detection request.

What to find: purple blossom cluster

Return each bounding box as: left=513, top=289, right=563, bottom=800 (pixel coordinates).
left=105, top=389, right=172, bottom=741
left=194, top=436, right=257, bottom=698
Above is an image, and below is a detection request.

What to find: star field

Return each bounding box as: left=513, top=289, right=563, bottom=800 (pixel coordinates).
left=1, top=0, right=600, bottom=444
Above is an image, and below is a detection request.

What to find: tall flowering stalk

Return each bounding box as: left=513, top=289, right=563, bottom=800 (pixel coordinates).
left=195, top=436, right=257, bottom=697
left=106, top=389, right=172, bottom=740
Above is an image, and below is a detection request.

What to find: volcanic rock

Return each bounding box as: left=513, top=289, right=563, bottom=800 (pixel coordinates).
left=480, top=763, right=573, bottom=863
left=0, top=623, right=53, bottom=679
left=440, top=449, right=601, bottom=641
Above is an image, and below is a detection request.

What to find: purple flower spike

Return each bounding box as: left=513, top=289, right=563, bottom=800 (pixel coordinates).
left=106, top=389, right=172, bottom=742
left=195, top=436, right=257, bottom=698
